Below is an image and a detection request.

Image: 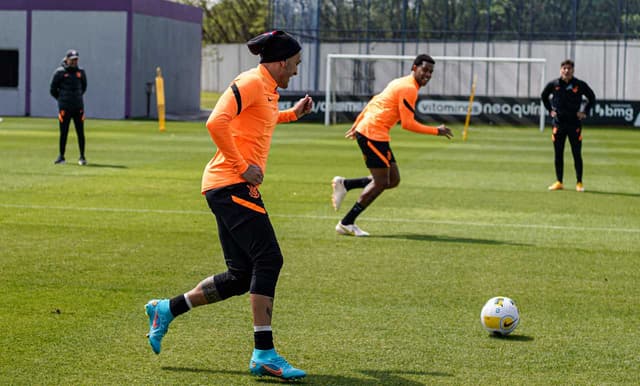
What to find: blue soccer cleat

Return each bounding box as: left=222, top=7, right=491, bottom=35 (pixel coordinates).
left=144, top=299, right=173, bottom=354
left=249, top=348, right=306, bottom=380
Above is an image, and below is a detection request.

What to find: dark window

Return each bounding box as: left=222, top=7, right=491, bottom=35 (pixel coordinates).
left=0, top=50, right=19, bottom=88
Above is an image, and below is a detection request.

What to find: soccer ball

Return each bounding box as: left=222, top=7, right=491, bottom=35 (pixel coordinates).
left=480, top=296, right=520, bottom=336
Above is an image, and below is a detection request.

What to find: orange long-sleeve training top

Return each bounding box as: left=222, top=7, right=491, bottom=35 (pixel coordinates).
left=354, top=74, right=438, bottom=141
left=201, top=64, right=298, bottom=193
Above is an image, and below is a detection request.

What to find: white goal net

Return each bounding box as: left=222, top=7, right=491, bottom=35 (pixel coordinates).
left=324, top=54, right=547, bottom=131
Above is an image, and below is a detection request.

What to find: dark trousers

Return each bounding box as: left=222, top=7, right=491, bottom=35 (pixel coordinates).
left=58, top=108, right=85, bottom=157
left=552, top=125, right=583, bottom=183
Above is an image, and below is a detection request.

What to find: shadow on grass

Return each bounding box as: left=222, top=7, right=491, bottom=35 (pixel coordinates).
left=584, top=190, right=640, bottom=198
left=487, top=333, right=535, bottom=342
left=162, top=366, right=451, bottom=385
left=359, top=369, right=452, bottom=385
left=372, top=233, right=528, bottom=246
left=85, top=163, right=127, bottom=169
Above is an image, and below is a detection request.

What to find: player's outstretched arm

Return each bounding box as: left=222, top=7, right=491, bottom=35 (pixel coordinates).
left=292, top=94, right=313, bottom=118
left=345, top=107, right=367, bottom=139
left=437, top=124, right=454, bottom=139
left=278, top=94, right=312, bottom=123
left=344, top=126, right=357, bottom=139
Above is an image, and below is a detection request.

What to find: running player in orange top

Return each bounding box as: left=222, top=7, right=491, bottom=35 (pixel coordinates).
left=333, top=54, right=453, bottom=236
left=144, top=31, right=312, bottom=381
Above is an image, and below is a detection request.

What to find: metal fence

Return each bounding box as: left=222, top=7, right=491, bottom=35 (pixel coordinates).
left=268, top=0, right=640, bottom=43
left=225, top=0, right=637, bottom=101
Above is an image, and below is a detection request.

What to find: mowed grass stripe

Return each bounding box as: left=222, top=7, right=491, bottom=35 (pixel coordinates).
left=2, top=203, right=639, bottom=233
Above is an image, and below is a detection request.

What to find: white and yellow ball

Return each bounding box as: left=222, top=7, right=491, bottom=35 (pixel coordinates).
left=480, top=296, right=519, bottom=336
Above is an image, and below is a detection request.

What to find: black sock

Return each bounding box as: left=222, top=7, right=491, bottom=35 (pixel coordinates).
left=254, top=330, right=274, bottom=350
left=169, top=294, right=190, bottom=317
left=344, top=177, right=371, bottom=191
left=341, top=202, right=366, bottom=225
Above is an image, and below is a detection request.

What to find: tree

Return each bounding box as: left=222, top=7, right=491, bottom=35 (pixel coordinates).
left=271, top=0, right=640, bottom=42
left=177, top=0, right=640, bottom=43
left=179, top=0, right=269, bottom=43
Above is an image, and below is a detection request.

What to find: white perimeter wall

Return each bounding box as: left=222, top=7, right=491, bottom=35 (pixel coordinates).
left=203, top=40, right=640, bottom=101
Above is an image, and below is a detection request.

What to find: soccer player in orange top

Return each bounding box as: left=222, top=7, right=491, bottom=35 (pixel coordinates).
left=332, top=54, right=453, bottom=237
left=144, top=31, right=312, bottom=381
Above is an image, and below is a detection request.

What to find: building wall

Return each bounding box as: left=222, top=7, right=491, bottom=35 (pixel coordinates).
left=0, top=0, right=202, bottom=119
left=0, top=11, right=26, bottom=116
left=30, top=10, right=127, bottom=118
left=130, top=14, right=201, bottom=117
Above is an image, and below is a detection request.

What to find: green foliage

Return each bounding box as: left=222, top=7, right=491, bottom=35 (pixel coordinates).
left=626, top=13, right=640, bottom=35
left=277, top=0, right=640, bottom=41
left=200, top=90, right=221, bottom=110
left=179, top=0, right=639, bottom=43
left=180, top=0, right=269, bottom=43
left=1, top=118, right=639, bottom=384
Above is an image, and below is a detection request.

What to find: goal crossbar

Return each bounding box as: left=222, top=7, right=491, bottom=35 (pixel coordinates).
left=324, top=54, right=547, bottom=131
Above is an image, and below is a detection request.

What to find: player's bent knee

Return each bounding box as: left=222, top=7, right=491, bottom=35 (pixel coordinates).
left=250, top=276, right=278, bottom=298
left=371, top=180, right=391, bottom=191
left=250, top=253, right=283, bottom=297
left=214, top=270, right=251, bottom=298
left=251, top=269, right=280, bottom=298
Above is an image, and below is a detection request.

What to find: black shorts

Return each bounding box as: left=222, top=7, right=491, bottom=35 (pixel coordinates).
left=205, top=183, right=283, bottom=297
left=206, top=183, right=268, bottom=228
left=356, top=132, right=396, bottom=168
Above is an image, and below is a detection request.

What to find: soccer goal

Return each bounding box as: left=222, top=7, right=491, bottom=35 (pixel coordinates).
left=324, top=54, right=547, bottom=131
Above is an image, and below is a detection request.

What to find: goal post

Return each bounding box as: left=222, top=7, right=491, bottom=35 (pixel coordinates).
left=324, top=54, right=547, bottom=131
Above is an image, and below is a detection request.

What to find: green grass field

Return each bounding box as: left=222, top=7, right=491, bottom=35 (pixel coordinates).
left=1, top=117, right=639, bottom=385
left=201, top=91, right=221, bottom=110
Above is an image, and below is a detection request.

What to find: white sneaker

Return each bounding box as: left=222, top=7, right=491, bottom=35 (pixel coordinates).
left=331, top=176, right=347, bottom=211
left=335, top=222, right=369, bottom=237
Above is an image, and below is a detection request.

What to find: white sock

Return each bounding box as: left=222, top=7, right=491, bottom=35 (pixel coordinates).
left=183, top=294, right=193, bottom=310
left=253, top=325, right=272, bottom=332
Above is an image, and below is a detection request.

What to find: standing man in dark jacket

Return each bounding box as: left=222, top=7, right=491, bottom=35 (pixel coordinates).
left=50, top=49, right=88, bottom=165
left=541, top=59, right=595, bottom=192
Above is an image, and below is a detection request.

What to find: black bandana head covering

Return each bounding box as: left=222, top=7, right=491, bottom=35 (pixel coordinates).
left=247, top=30, right=301, bottom=63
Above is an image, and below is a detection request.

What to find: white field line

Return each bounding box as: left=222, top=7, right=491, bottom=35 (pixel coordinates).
left=2, top=203, right=639, bottom=234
